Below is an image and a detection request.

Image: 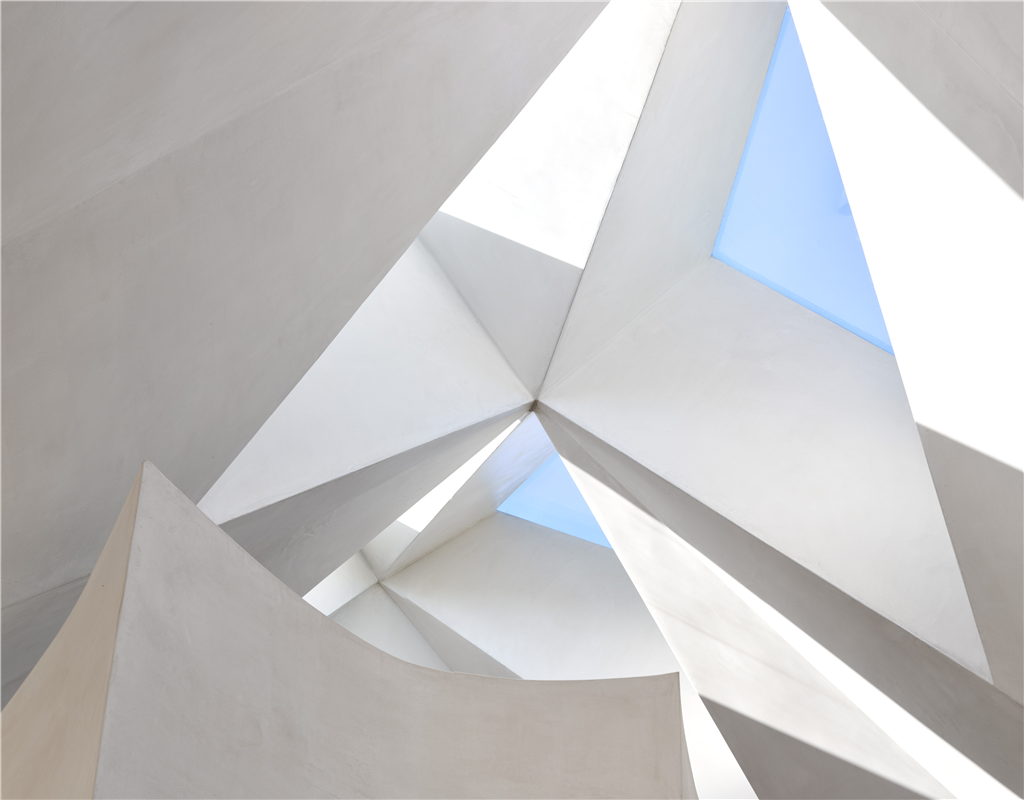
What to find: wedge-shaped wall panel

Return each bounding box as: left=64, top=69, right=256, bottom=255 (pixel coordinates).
left=329, top=585, right=449, bottom=672
left=1, top=575, right=88, bottom=708
left=538, top=403, right=1023, bottom=795
left=542, top=257, right=988, bottom=678
left=222, top=407, right=526, bottom=597
left=1, top=472, right=140, bottom=799
left=385, top=588, right=521, bottom=680
left=704, top=701, right=923, bottom=799
left=420, top=214, right=581, bottom=396
left=545, top=439, right=947, bottom=798
left=3, top=462, right=687, bottom=799
left=918, top=425, right=1024, bottom=705
left=202, top=241, right=533, bottom=523
left=384, top=512, right=677, bottom=682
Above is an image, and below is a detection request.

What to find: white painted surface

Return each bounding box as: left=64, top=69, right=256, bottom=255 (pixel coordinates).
left=388, top=413, right=555, bottom=576
left=564, top=461, right=948, bottom=799
left=200, top=240, right=531, bottom=523
left=537, top=401, right=1024, bottom=794
left=678, top=677, right=757, bottom=800
left=384, top=512, right=679, bottom=681
left=441, top=2, right=678, bottom=268
left=543, top=2, right=786, bottom=391
left=223, top=409, right=527, bottom=597
left=303, top=552, right=377, bottom=617
left=5, top=4, right=529, bottom=241
left=694, top=543, right=1019, bottom=800
left=385, top=589, right=521, bottom=680
left=362, top=522, right=421, bottom=582
left=421, top=214, right=581, bottom=395
left=791, top=0, right=1024, bottom=471
left=543, top=257, right=989, bottom=679
left=382, top=509, right=751, bottom=797
left=329, top=585, right=449, bottom=672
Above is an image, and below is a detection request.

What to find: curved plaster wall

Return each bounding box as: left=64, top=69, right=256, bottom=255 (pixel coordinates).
left=2, top=462, right=685, bottom=799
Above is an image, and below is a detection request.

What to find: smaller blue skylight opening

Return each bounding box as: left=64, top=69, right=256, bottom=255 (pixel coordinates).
left=713, top=8, right=892, bottom=353
left=498, top=454, right=611, bottom=548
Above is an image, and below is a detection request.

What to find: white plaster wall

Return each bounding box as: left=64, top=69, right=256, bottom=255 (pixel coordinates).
left=537, top=402, right=1024, bottom=796
left=543, top=257, right=988, bottom=679
left=87, top=463, right=685, bottom=799
left=564, top=461, right=948, bottom=799
left=381, top=509, right=749, bottom=797
left=329, top=585, right=449, bottom=672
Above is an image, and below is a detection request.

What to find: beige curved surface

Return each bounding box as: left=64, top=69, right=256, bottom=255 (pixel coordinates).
left=3, top=462, right=686, bottom=799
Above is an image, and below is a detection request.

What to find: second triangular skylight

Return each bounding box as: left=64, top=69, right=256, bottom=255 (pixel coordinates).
left=499, top=453, right=611, bottom=548
left=713, top=8, right=891, bottom=352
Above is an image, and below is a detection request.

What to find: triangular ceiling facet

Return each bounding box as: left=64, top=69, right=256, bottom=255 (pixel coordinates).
left=713, top=8, right=891, bottom=352
left=420, top=213, right=581, bottom=396
left=199, top=239, right=531, bottom=524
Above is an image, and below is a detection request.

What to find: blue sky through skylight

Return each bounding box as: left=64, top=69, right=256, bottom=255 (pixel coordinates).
left=713, top=8, right=891, bottom=353
left=498, top=454, right=611, bottom=548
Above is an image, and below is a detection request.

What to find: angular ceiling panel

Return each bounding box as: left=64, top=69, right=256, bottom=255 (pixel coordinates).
left=222, top=409, right=526, bottom=597
left=823, top=1, right=1023, bottom=196
left=561, top=459, right=948, bottom=800
left=537, top=402, right=1023, bottom=795
left=329, top=585, right=449, bottom=672
left=382, top=512, right=676, bottom=682
left=420, top=213, right=581, bottom=396
left=542, top=257, right=989, bottom=679
left=703, top=700, right=924, bottom=800
left=200, top=240, right=532, bottom=524
left=384, top=412, right=555, bottom=577
left=384, top=587, right=520, bottom=679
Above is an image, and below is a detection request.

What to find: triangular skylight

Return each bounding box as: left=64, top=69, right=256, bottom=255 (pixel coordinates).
left=713, top=8, right=891, bottom=353
left=498, top=453, right=611, bottom=548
